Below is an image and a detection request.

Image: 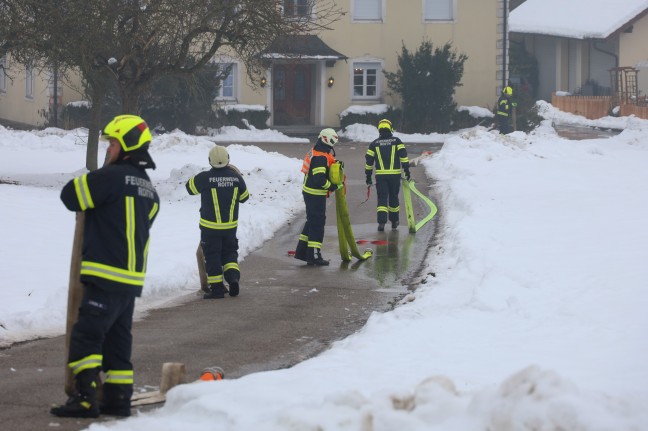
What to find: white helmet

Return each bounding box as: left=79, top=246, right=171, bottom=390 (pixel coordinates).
left=318, top=128, right=339, bottom=147
left=209, top=145, right=229, bottom=168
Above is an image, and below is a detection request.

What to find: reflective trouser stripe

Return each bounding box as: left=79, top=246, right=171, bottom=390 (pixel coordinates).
left=377, top=206, right=388, bottom=213
left=299, top=234, right=308, bottom=242
left=208, top=274, right=224, bottom=284
left=307, top=241, right=322, bottom=249
left=388, top=206, right=400, bottom=212
left=105, top=369, right=134, bottom=385
left=69, top=354, right=102, bottom=375
left=223, top=262, right=239, bottom=272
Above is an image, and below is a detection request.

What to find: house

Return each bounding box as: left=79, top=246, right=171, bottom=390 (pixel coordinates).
left=509, top=0, right=648, bottom=102
left=0, top=55, right=83, bottom=129
left=1, top=0, right=505, bottom=129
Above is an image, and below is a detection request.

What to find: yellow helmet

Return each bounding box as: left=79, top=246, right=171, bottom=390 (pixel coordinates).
left=378, top=118, right=393, bottom=132
left=101, top=115, right=152, bottom=152
left=502, top=86, right=513, bottom=96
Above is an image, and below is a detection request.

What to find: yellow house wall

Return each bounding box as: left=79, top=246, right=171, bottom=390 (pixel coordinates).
left=619, top=14, right=648, bottom=96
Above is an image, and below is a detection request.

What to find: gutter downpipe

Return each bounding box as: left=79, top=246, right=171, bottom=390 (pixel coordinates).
left=503, top=0, right=508, bottom=89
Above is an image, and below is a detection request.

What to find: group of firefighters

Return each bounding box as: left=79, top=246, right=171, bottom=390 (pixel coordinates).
left=50, top=114, right=412, bottom=419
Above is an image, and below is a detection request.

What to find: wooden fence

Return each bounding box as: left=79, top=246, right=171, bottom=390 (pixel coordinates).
left=551, top=93, right=648, bottom=120
left=551, top=94, right=612, bottom=119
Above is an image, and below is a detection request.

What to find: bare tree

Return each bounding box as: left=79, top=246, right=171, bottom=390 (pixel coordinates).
left=1, top=0, right=343, bottom=169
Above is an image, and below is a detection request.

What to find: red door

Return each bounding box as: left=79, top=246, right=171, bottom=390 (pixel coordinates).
left=273, top=64, right=312, bottom=125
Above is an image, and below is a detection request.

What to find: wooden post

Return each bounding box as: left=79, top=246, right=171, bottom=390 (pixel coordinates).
left=64, top=212, right=85, bottom=396
left=196, top=244, right=209, bottom=292
left=512, top=106, right=517, bottom=131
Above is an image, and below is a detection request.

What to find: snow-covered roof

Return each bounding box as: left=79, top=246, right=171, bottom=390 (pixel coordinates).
left=509, top=0, right=648, bottom=39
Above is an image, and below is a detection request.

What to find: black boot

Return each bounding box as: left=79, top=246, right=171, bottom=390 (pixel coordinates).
left=307, top=249, right=330, bottom=266
left=203, top=283, right=225, bottom=299
left=100, top=383, right=132, bottom=417
left=377, top=223, right=385, bottom=231
left=228, top=280, right=239, bottom=297
left=50, top=368, right=100, bottom=418
left=294, top=240, right=308, bottom=262
left=391, top=220, right=399, bottom=230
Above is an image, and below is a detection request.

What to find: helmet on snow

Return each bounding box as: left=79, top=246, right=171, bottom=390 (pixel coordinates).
left=100, top=115, right=152, bottom=152
left=502, top=86, right=513, bottom=96
left=377, top=119, right=393, bottom=132
left=209, top=145, right=230, bottom=168
left=318, top=128, right=339, bottom=147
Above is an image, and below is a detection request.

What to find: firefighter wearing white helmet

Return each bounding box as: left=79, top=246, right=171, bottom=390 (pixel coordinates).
left=186, top=145, right=249, bottom=298
left=365, top=119, right=410, bottom=231
left=294, top=128, right=341, bottom=266
left=496, top=86, right=516, bottom=134
left=53, top=115, right=160, bottom=418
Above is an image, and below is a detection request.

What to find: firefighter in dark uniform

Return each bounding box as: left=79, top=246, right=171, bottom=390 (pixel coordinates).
left=186, top=145, right=249, bottom=299
left=294, top=128, right=341, bottom=266
left=365, top=119, right=410, bottom=231
left=52, top=115, right=160, bottom=418
left=496, top=86, right=515, bottom=134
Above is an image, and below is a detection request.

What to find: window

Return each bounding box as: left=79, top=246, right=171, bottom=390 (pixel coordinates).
left=283, top=0, right=311, bottom=18
left=353, top=0, right=382, bottom=21
left=0, top=56, right=7, bottom=93
left=25, top=65, right=34, bottom=99
left=353, top=62, right=381, bottom=99
left=216, top=63, right=237, bottom=99
left=424, top=0, right=454, bottom=21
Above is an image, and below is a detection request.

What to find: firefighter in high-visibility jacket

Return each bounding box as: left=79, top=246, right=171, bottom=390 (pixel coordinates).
left=365, top=119, right=410, bottom=231
left=186, top=145, right=249, bottom=299
left=52, top=115, right=160, bottom=419
left=496, top=86, right=516, bottom=134
left=294, top=128, right=341, bottom=266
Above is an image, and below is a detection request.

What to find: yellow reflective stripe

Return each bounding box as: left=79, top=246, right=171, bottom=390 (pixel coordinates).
left=229, top=188, right=238, bottom=221
left=497, top=111, right=509, bottom=116
left=81, top=261, right=146, bottom=286
left=240, top=189, right=249, bottom=200
left=323, top=180, right=332, bottom=189
left=211, top=189, right=221, bottom=223
left=299, top=234, right=308, bottom=241
left=390, top=145, right=396, bottom=170
left=375, top=169, right=401, bottom=175
left=73, top=174, right=95, bottom=210
left=377, top=206, right=388, bottom=213
left=199, top=218, right=238, bottom=230
left=69, top=354, right=102, bottom=375
left=224, top=262, right=239, bottom=272
left=312, top=167, right=327, bottom=175
left=376, top=147, right=386, bottom=171
left=388, top=206, right=400, bottom=212
left=207, top=274, right=223, bottom=284
left=366, top=149, right=375, bottom=157
left=143, top=238, right=150, bottom=271
left=105, top=370, right=134, bottom=385
left=302, top=185, right=328, bottom=195
left=188, top=177, right=199, bottom=195
left=149, top=202, right=159, bottom=220
left=307, top=241, right=322, bottom=249
left=125, top=197, right=136, bottom=272
left=365, top=164, right=373, bottom=170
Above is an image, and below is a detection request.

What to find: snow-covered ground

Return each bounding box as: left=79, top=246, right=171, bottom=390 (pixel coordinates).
left=1, top=104, right=647, bottom=430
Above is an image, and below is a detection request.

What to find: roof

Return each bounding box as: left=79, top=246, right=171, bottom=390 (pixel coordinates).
left=261, top=35, right=347, bottom=60
left=509, top=0, right=648, bottom=39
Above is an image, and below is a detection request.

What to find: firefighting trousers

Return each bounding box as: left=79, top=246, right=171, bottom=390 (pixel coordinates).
left=300, top=192, right=327, bottom=251
left=375, top=175, right=401, bottom=224
left=497, top=114, right=511, bottom=134
left=201, top=229, right=240, bottom=285
left=68, top=283, right=135, bottom=401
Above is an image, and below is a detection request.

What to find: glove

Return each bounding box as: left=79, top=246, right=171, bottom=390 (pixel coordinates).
left=329, top=183, right=343, bottom=192
left=404, top=170, right=411, bottom=181
left=511, top=102, right=518, bottom=108
left=366, top=174, right=372, bottom=186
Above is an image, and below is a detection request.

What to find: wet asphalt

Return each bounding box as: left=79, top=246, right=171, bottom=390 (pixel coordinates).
left=0, top=140, right=442, bottom=431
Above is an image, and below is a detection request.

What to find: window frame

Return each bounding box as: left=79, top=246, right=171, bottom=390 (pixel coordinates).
left=423, top=0, right=455, bottom=22
left=351, top=60, right=383, bottom=101
left=215, top=62, right=237, bottom=101
left=25, top=65, right=34, bottom=99
left=352, top=0, right=384, bottom=23
left=282, top=0, right=313, bottom=19
left=0, top=56, right=7, bottom=93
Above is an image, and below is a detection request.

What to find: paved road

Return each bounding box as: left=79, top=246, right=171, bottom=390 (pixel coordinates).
left=0, top=140, right=442, bottom=431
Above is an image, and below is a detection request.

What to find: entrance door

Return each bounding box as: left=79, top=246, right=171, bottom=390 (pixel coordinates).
left=273, top=64, right=312, bottom=125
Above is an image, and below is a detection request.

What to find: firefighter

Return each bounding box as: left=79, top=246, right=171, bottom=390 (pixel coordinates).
left=294, top=128, right=342, bottom=266
left=186, top=145, right=249, bottom=299
left=496, top=86, right=515, bottom=134
left=52, top=115, right=160, bottom=418
left=365, top=119, right=410, bottom=231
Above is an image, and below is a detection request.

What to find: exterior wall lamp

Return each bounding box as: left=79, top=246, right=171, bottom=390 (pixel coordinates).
left=327, top=76, right=334, bottom=88
left=260, top=77, right=267, bottom=88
